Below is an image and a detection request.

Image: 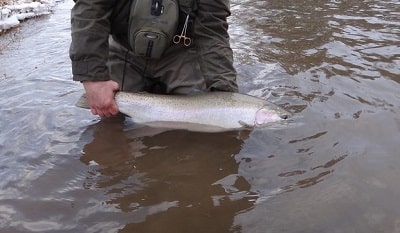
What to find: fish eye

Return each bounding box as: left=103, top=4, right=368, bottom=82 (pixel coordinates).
left=281, top=114, right=289, bottom=120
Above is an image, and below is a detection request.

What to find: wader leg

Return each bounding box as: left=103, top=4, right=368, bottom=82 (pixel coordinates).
left=194, top=0, right=238, bottom=92
left=154, top=45, right=207, bottom=95
left=107, top=37, right=147, bottom=92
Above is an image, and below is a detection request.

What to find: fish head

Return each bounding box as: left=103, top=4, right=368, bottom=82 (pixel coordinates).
left=255, top=106, right=291, bottom=127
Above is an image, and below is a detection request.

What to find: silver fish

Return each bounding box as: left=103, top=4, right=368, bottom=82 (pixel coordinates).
left=76, top=91, right=290, bottom=132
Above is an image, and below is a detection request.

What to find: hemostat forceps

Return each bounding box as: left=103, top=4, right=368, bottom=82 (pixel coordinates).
left=173, top=14, right=192, bottom=46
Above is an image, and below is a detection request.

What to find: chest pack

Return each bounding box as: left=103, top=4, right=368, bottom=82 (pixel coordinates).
left=128, top=0, right=195, bottom=59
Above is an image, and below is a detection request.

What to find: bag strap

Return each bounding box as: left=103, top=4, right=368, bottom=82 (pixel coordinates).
left=179, top=0, right=197, bottom=15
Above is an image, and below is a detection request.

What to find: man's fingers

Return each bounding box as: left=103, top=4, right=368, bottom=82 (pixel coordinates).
left=91, top=104, right=118, bottom=118
left=110, top=80, right=119, bottom=91
left=82, top=80, right=120, bottom=117
left=90, top=108, right=98, bottom=115
left=110, top=104, right=119, bottom=116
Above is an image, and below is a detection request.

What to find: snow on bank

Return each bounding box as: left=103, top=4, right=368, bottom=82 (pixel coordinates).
left=0, top=0, right=62, bottom=33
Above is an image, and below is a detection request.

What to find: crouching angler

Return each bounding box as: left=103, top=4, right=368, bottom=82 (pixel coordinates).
left=69, top=0, right=238, bottom=117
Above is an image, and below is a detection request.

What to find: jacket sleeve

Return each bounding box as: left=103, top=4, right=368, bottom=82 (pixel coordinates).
left=69, top=0, right=117, bottom=82
left=194, top=0, right=238, bottom=92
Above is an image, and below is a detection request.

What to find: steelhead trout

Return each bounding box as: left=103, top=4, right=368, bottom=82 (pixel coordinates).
left=76, top=92, right=291, bottom=132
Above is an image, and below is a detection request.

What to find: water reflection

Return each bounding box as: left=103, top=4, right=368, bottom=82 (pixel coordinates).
left=79, top=117, right=255, bottom=232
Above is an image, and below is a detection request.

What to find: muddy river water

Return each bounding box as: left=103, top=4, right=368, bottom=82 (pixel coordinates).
left=0, top=0, right=399, bottom=232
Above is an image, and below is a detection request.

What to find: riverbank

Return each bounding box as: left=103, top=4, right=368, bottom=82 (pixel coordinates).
left=0, top=0, right=60, bottom=34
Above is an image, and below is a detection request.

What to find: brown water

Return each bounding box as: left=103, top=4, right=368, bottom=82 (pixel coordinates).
left=0, top=0, right=399, bottom=232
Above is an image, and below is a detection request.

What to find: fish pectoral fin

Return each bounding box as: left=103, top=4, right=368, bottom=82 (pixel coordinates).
left=238, top=120, right=254, bottom=130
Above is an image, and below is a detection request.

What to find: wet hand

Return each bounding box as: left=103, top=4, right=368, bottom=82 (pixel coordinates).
left=82, top=80, right=120, bottom=118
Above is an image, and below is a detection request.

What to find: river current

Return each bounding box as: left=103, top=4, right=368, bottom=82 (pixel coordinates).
left=0, top=0, right=399, bottom=232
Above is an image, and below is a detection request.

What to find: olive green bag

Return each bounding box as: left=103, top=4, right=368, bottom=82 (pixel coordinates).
left=128, top=0, right=179, bottom=59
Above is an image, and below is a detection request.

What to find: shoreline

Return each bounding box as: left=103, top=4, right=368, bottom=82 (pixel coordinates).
left=0, top=0, right=61, bottom=34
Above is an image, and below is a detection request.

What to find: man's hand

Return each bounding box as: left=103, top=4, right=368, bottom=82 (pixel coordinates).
left=82, top=80, right=120, bottom=117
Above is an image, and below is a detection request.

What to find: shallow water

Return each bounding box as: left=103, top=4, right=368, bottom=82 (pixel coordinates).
left=0, top=0, right=399, bottom=232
